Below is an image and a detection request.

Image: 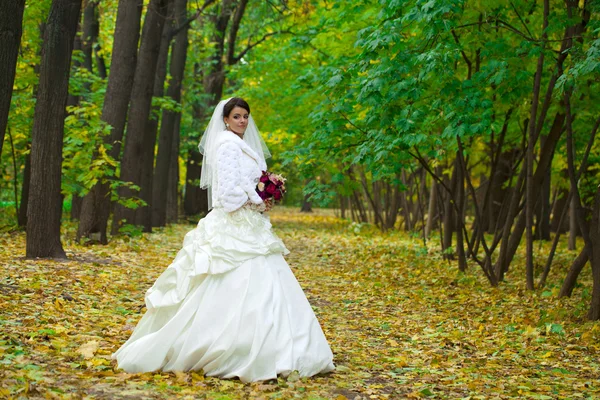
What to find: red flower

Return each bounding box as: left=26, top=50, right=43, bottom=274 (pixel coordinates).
left=266, top=183, right=277, bottom=195
left=273, top=189, right=282, bottom=201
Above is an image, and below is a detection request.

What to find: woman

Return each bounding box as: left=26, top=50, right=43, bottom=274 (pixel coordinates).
left=112, top=98, right=335, bottom=383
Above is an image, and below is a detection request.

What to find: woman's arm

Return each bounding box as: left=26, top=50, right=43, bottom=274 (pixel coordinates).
left=216, top=142, right=249, bottom=212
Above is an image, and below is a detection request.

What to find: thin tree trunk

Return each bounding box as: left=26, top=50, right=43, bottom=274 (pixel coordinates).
left=76, top=0, right=144, bottom=243
left=425, top=175, right=438, bottom=237
left=442, top=160, right=457, bottom=259
left=494, top=113, right=564, bottom=280
left=166, top=115, right=180, bottom=223
left=26, top=0, right=82, bottom=259
left=152, top=0, right=188, bottom=227
left=455, top=154, right=467, bottom=271
left=551, top=184, right=570, bottom=233
left=534, top=133, right=552, bottom=240
left=560, top=246, right=589, bottom=297
left=81, top=0, right=98, bottom=74
left=146, top=22, right=171, bottom=224
left=525, top=0, right=549, bottom=290
left=541, top=115, right=598, bottom=288
left=587, top=186, right=600, bottom=320
left=0, top=0, right=26, bottom=158
left=183, top=150, right=205, bottom=215
left=301, top=195, right=312, bottom=212
left=70, top=0, right=97, bottom=221
left=569, top=195, right=578, bottom=250
left=112, top=0, right=170, bottom=234
left=18, top=152, right=30, bottom=227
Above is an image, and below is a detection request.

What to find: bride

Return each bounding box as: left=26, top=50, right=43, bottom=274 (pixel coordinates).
left=112, top=97, right=335, bottom=382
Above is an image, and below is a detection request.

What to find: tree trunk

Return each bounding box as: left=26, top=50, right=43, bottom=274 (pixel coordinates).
left=112, top=0, right=170, bottom=234
left=144, top=0, right=173, bottom=226
left=26, top=0, right=82, bottom=258
left=494, top=112, right=564, bottom=279
left=525, top=0, right=548, bottom=290
left=559, top=246, right=589, bottom=297
left=425, top=176, right=437, bottom=237
left=71, top=195, right=83, bottom=220
left=569, top=195, right=578, bottom=250
left=0, top=0, right=26, bottom=157
left=587, top=186, right=600, bottom=320
left=76, top=0, right=144, bottom=243
left=551, top=185, right=569, bottom=233
left=69, top=0, right=97, bottom=221
left=81, top=0, right=98, bottom=74
left=152, top=0, right=188, bottom=227
left=183, top=150, right=206, bottom=215
left=18, top=152, right=31, bottom=227
left=455, top=154, right=467, bottom=271
left=442, top=160, right=457, bottom=259
left=166, top=115, right=180, bottom=223
left=300, top=194, right=312, bottom=212
left=534, top=134, right=552, bottom=240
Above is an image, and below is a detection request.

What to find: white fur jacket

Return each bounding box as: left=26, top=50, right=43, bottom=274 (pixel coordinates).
left=213, top=130, right=267, bottom=212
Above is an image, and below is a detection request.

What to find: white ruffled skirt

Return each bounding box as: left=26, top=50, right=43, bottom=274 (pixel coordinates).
left=112, top=207, right=335, bottom=382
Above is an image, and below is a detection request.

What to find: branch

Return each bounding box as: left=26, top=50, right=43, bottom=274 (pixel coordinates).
left=226, top=0, right=249, bottom=65
left=170, top=0, right=216, bottom=37
left=510, top=1, right=534, bottom=39
left=230, top=29, right=294, bottom=64
left=451, top=30, right=472, bottom=79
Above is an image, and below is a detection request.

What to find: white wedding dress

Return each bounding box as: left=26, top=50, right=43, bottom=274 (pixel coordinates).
left=112, top=206, right=335, bottom=382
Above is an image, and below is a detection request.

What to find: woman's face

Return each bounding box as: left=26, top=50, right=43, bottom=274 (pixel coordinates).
left=224, top=106, right=249, bottom=134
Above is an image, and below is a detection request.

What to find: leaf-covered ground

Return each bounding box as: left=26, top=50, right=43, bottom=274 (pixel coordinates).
left=1, top=209, right=600, bottom=399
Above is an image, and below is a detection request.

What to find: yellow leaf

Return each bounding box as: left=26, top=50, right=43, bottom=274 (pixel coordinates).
left=54, top=298, right=64, bottom=311
left=77, top=340, right=98, bottom=359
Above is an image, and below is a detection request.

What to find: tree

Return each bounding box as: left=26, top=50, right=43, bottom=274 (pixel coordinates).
left=0, top=0, right=26, bottom=158
left=111, top=0, right=171, bottom=234
left=26, top=0, right=82, bottom=258
left=152, top=0, right=189, bottom=227
left=76, top=0, right=144, bottom=243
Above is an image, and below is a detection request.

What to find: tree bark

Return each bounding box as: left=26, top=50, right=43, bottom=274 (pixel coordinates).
left=166, top=115, right=180, bottom=223
left=301, top=195, right=312, bottom=212
left=70, top=0, right=98, bottom=221
left=587, top=186, right=600, bottom=320
left=559, top=246, right=589, bottom=297
left=534, top=133, right=552, bottom=240
left=0, top=0, right=26, bottom=157
left=569, top=195, right=578, bottom=250
left=26, top=0, right=82, bottom=258
left=442, top=160, right=457, bottom=259
left=112, top=0, right=170, bottom=234
left=152, top=0, right=188, bottom=227
left=18, top=152, right=31, bottom=227
left=81, top=0, right=99, bottom=74
left=494, top=112, right=564, bottom=280
left=525, top=0, right=549, bottom=290
left=425, top=172, right=438, bottom=237
left=454, top=153, right=467, bottom=271
left=551, top=184, right=569, bottom=233
left=183, top=150, right=205, bottom=215
left=76, top=0, right=143, bottom=243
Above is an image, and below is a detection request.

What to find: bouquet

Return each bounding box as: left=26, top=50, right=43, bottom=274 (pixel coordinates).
left=256, top=171, right=286, bottom=204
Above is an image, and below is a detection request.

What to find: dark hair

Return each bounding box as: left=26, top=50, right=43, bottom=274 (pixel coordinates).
left=223, top=97, right=250, bottom=118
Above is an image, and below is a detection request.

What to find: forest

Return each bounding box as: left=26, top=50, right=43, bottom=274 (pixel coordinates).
left=1, top=0, right=600, bottom=398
